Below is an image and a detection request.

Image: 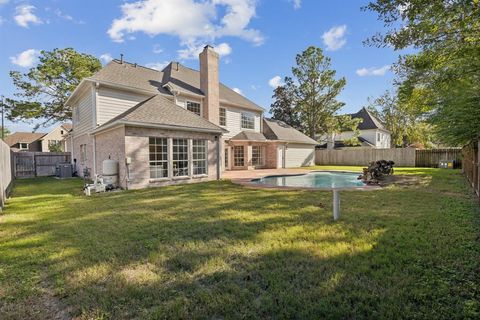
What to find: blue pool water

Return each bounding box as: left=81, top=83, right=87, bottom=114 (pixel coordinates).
left=251, top=171, right=366, bottom=189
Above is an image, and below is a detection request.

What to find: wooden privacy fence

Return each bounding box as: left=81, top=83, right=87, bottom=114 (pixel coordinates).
left=315, top=147, right=463, bottom=168
left=13, top=152, right=71, bottom=178
left=462, top=140, right=479, bottom=199
left=0, top=139, right=13, bottom=211
left=315, top=148, right=416, bottom=167
left=415, top=148, right=462, bottom=168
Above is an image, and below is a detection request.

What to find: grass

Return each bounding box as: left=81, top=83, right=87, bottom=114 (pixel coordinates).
left=0, top=167, right=479, bottom=319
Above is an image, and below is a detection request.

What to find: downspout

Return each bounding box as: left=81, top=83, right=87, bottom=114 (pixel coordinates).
left=93, top=135, right=97, bottom=176
left=216, top=135, right=221, bottom=180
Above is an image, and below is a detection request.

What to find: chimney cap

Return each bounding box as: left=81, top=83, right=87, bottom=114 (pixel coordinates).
left=203, top=44, right=214, bottom=50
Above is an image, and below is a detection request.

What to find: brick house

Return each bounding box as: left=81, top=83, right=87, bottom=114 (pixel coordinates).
left=66, top=45, right=316, bottom=189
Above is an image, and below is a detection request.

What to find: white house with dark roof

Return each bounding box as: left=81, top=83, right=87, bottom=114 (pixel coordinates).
left=317, top=107, right=391, bottom=149
left=66, top=45, right=316, bottom=189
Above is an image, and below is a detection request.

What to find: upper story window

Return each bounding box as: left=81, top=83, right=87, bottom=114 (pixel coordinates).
left=187, top=101, right=201, bottom=116
left=219, top=108, right=226, bottom=126
left=73, top=107, right=80, bottom=125
left=377, top=132, right=381, bottom=142
left=19, top=143, right=28, bottom=150
left=241, top=112, right=255, bottom=130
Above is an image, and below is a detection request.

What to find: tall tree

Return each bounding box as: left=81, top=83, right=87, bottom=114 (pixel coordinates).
left=6, top=48, right=101, bottom=129
left=270, top=46, right=346, bottom=139
left=364, top=0, right=480, bottom=145
left=0, top=126, right=10, bottom=139
left=367, top=90, right=435, bottom=148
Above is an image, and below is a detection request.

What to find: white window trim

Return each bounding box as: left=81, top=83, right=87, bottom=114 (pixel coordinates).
left=186, top=100, right=202, bottom=117
left=219, top=107, right=227, bottom=127
left=19, top=142, right=29, bottom=150
left=241, top=112, right=255, bottom=130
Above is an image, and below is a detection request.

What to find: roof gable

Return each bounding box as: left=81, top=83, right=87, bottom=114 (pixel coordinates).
left=350, top=107, right=386, bottom=131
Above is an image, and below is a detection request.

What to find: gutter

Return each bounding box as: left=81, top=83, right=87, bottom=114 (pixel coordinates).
left=91, top=120, right=227, bottom=136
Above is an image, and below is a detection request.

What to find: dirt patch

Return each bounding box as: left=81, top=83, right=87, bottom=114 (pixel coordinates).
left=375, top=174, right=423, bottom=187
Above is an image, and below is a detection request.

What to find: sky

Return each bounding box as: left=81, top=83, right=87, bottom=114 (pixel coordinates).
left=0, top=0, right=403, bottom=133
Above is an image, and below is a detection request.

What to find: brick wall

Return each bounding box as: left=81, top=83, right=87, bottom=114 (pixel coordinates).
left=94, top=126, right=126, bottom=188
left=124, top=126, right=220, bottom=189
left=72, top=133, right=94, bottom=177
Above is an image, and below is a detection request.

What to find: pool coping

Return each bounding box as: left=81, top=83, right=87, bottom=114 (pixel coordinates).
left=230, top=170, right=382, bottom=191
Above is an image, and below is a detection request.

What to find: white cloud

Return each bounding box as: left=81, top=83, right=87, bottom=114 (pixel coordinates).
left=100, top=53, right=113, bottom=64
left=14, top=5, right=43, bottom=28
left=356, top=65, right=391, bottom=77
left=10, top=49, right=40, bottom=68
left=178, top=41, right=232, bottom=60
left=322, top=25, right=347, bottom=51
left=214, top=42, right=232, bottom=56
left=250, top=84, right=259, bottom=90
left=53, top=8, right=73, bottom=21
left=153, top=44, right=163, bottom=54
left=107, top=0, right=263, bottom=51
left=232, top=87, right=242, bottom=95
left=291, top=0, right=301, bottom=9
left=0, top=0, right=9, bottom=5
left=146, top=61, right=169, bottom=70
left=268, top=75, right=283, bottom=88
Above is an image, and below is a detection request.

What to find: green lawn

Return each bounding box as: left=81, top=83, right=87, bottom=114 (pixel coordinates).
left=0, top=167, right=479, bottom=319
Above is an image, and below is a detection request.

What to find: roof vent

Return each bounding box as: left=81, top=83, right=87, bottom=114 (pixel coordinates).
left=120, top=54, right=124, bottom=64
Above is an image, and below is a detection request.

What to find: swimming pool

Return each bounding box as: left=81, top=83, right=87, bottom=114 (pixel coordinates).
left=250, top=171, right=366, bottom=189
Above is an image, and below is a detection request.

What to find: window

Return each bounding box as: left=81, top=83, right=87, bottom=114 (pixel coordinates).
left=19, top=143, right=28, bottom=150
left=149, top=137, right=168, bottom=179
left=193, top=140, right=207, bottom=175
left=60, top=130, right=64, bottom=135
left=234, top=146, right=244, bottom=167
left=80, top=144, right=87, bottom=162
left=219, top=108, right=226, bottom=126
left=173, top=138, right=189, bottom=176
left=74, top=107, right=80, bottom=125
left=252, top=146, right=264, bottom=166
left=224, top=148, right=229, bottom=168
left=241, top=113, right=255, bottom=129
left=48, top=140, right=61, bottom=147
left=377, top=132, right=381, bottom=142
left=187, top=101, right=201, bottom=116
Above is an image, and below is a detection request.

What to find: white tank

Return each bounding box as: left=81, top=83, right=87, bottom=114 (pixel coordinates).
left=102, top=159, right=119, bottom=187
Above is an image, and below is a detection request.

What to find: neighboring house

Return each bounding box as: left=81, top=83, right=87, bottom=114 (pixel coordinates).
left=317, top=107, right=391, bottom=149
left=3, top=132, right=46, bottom=151
left=42, top=123, right=72, bottom=152
left=66, top=45, right=317, bottom=189
left=3, top=123, right=72, bottom=152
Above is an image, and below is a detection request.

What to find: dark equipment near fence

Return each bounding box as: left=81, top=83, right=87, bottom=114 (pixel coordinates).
left=56, top=163, right=73, bottom=179
left=359, top=160, right=395, bottom=184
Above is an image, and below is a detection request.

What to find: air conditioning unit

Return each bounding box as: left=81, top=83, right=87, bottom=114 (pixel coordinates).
left=56, top=163, right=73, bottom=178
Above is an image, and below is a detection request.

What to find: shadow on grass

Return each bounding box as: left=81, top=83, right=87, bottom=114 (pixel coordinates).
left=1, top=175, right=479, bottom=319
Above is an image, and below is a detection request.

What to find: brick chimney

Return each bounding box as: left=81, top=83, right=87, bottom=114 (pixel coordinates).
left=199, top=45, right=220, bottom=125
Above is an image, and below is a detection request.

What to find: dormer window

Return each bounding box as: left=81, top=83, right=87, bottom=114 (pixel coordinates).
left=219, top=108, right=226, bottom=126
left=19, top=143, right=28, bottom=150
left=187, top=101, right=201, bottom=116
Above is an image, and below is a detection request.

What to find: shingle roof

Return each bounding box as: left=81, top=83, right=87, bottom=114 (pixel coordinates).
left=263, top=119, right=318, bottom=145
left=349, top=107, right=386, bottom=131
left=3, top=132, right=46, bottom=146
left=316, top=136, right=376, bottom=149
left=95, top=95, right=225, bottom=133
left=88, top=60, right=263, bottom=112
left=88, top=60, right=170, bottom=94
left=61, top=123, right=72, bottom=131
left=230, top=131, right=267, bottom=141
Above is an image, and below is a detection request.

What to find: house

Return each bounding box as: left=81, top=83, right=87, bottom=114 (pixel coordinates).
left=3, top=123, right=72, bottom=152
left=66, top=45, right=317, bottom=189
left=3, top=132, right=46, bottom=151
left=317, top=107, right=391, bottom=149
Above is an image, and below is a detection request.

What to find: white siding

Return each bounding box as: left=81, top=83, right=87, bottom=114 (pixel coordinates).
left=175, top=96, right=202, bottom=114
left=285, top=144, right=315, bottom=167
left=222, top=105, right=261, bottom=139
left=97, top=87, right=152, bottom=125
left=73, top=91, right=94, bottom=137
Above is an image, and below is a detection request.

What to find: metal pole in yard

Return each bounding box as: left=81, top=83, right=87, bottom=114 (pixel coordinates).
left=333, top=190, right=340, bottom=221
